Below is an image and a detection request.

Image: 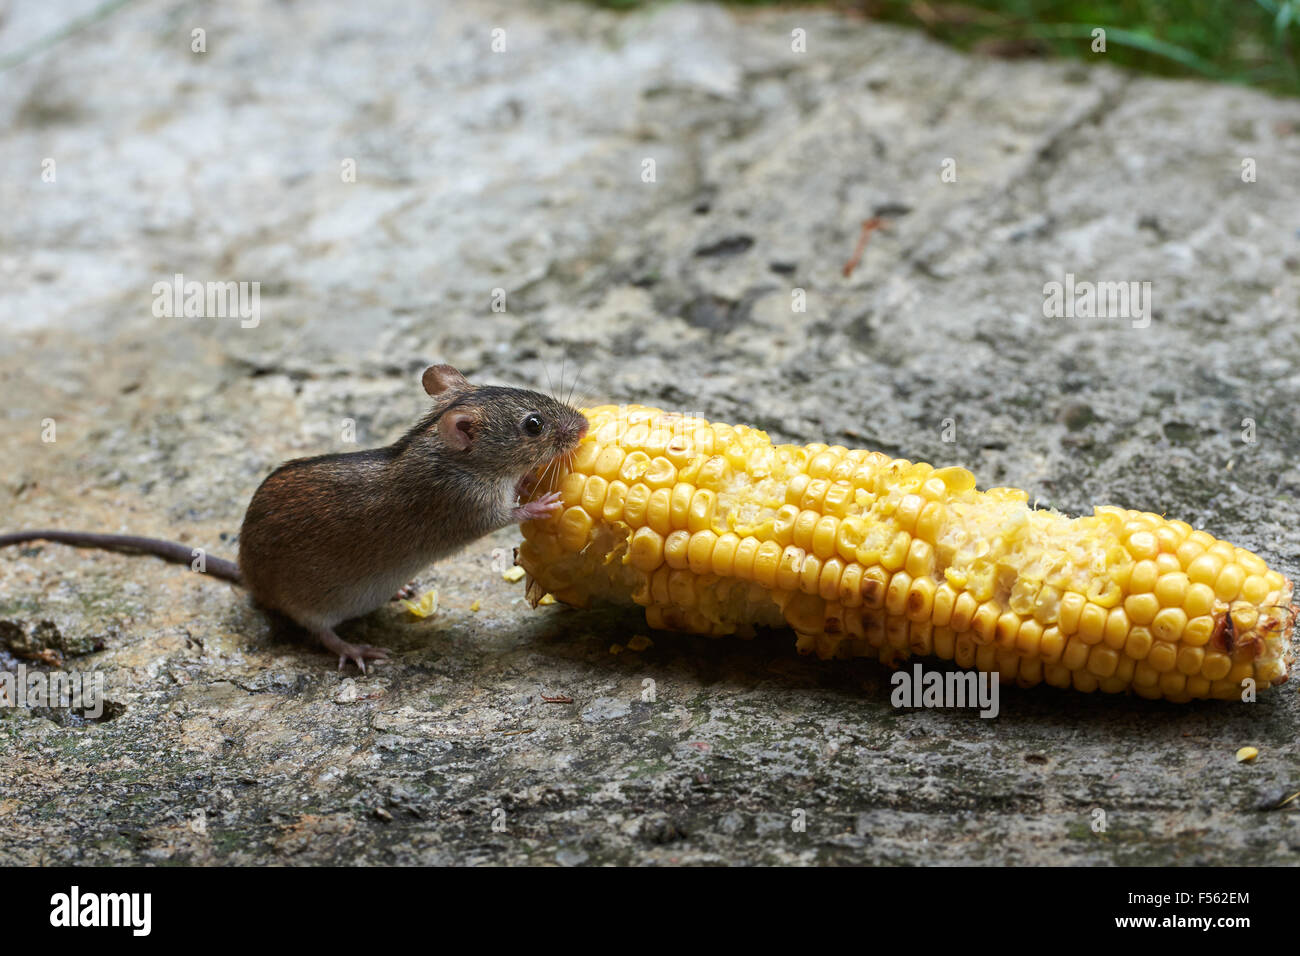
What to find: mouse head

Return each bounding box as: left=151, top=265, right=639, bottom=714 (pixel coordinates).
left=420, top=364, right=589, bottom=480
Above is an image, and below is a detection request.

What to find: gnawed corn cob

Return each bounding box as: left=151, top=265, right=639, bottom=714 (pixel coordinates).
left=518, top=405, right=1295, bottom=702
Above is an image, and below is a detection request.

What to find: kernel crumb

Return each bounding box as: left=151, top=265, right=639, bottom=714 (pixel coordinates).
left=469, top=599, right=481, bottom=612
left=502, top=566, right=526, bottom=583
left=400, top=589, right=439, bottom=618
left=538, top=593, right=556, bottom=606
left=627, top=634, right=653, bottom=651
left=609, top=644, right=624, bottom=655
left=1236, top=746, right=1259, bottom=763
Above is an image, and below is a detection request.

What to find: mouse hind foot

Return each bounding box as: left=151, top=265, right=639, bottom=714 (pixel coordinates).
left=391, top=581, right=419, bottom=601
left=316, top=628, right=390, bottom=673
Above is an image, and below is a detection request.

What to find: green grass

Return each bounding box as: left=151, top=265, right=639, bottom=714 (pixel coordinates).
left=595, top=0, right=1300, bottom=96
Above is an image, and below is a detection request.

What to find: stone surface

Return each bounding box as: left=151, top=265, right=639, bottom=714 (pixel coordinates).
left=1, top=0, right=1298, bottom=865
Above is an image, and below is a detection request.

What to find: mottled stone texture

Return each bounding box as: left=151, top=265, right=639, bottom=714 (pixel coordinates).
left=1, top=0, right=1297, bottom=864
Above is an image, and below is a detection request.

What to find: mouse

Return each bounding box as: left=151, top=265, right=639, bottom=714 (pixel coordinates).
left=0, top=364, right=588, bottom=671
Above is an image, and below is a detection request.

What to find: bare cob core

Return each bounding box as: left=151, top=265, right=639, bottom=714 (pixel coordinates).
left=518, top=405, right=1294, bottom=702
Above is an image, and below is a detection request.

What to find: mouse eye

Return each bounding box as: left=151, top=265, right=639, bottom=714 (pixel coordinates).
left=522, top=414, right=545, bottom=436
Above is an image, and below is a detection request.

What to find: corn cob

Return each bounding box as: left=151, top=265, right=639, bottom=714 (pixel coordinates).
left=518, top=405, right=1295, bottom=702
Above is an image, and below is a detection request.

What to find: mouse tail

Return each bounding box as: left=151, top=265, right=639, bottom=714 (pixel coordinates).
left=0, top=530, right=242, bottom=584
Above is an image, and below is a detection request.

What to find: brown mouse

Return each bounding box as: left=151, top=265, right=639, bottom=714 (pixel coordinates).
left=0, top=365, right=588, bottom=670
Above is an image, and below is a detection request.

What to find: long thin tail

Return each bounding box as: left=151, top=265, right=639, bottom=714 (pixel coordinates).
left=0, top=530, right=242, bottom=584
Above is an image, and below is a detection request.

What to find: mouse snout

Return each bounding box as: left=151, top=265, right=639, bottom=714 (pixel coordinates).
left=561, top=412, right=588, bottom=446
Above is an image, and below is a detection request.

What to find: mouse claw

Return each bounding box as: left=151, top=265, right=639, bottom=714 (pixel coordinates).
left=318, top=629, right=391, bottom=673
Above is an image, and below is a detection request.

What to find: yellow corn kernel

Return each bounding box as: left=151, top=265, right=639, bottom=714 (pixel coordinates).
left=753, top=540, right=783, bottom=588
left=1154, top=571, right=1188, bottom=607
left=732, top=537, right=760, bottom=581
left=668, top=482, right=695, bottom=529
left=915, top=501, right=944, bottom=543
left=1129, top=559, right=1159, bottom=593
left=628, top=527, right=665, bottom=572
left=906, top=577, right=936, bottom=623
left=1127, top=531, right=1158, bottom=560
left=601, top=480, right=629, bottom=523
left=624, top=483, right=652, bottom=528
left=1182, top=614, right=1215, bottom=647
left=838, top=562, right=864, bottom=607
left=712, top=532, right=741, bottom=577
left=905, top=539, right=935, bottom=579
left=799, top=552, right=823, bottom=595
left=895, top=494, right=924, bottom=534
left=932, top=583, right=956, bottom=628
left=558, top=506, right=593, bottom=552
left=1241, top=574, right=1269, bottom=605
left=1183, top=582, right=1216, bottom=619
left=885, top=571, right=913, bottom=617
left=1176, top=645, right=1204, bottom=675
left=1187, top=552, right=1225, bottom=585
left=688, top=531, right=719, bottom=577
left=1058, top=590, right=1086, bottom=635
left=1039, top=626, right=1064, bottom=663
left=1124, top=593, right=1160, bottom=626
left=1147, top=642, right=1178, bottom=673
left=1202, top=651, right=1232, bottom=681
left=1124, top=626, right=1153, bottom=661
left=1151, top=607, right=1187, bottom=644
left=972, top=602, right=1000, bottom=645
left=792, top=509, right=819, bottom=551
left=1015, top=619, right=1044, bottom=657
left=1214, top=564, right=1245, bottom=601
left=1062, top=636, right=1090, bottom=671
left=687, top=489, right=717, bottom=533
left=1103, top=607, right=1131, bottom=650
left=1087, top=646, right=1120, bottom=679
left=993, top=611, right=1021, bottom=650
left=663, top=530, right=692, bottom=570
left=880, top=532, right=911, bottom=573
left=1077, top=602, right=1108, bottom=645
left=818, top=556, right=845, bottom=603
left=646, top=487, right=673, bottom=535
left=811, top=516, right=839, bottom=561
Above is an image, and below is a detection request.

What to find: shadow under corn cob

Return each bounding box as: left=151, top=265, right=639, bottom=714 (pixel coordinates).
left=518, top=405, right=1295, bottom=702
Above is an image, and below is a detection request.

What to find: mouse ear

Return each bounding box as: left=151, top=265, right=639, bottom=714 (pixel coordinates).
left=439, top=408, right=478, bottom=451
left=423, top=364, right=470, bottom=397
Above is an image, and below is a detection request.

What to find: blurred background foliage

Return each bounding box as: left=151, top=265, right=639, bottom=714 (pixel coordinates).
left=595, top=0, right=1300, bottom=96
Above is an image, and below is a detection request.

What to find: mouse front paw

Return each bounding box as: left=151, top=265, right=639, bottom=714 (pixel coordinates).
left=511, top=490, right=563, bottom=523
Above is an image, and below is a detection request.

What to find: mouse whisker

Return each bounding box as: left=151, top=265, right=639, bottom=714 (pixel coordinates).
left=566, top=362, right=586, bottom=406
left=543, top=359, right=557, bottom=402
